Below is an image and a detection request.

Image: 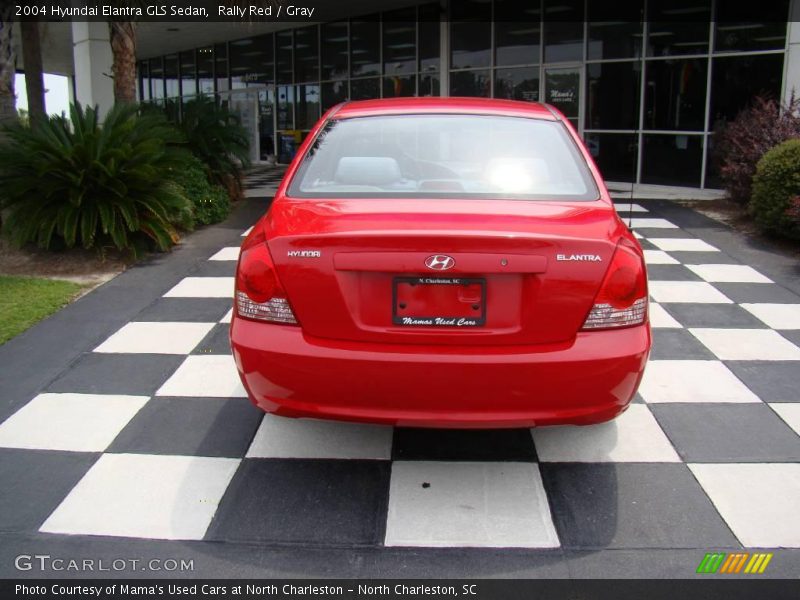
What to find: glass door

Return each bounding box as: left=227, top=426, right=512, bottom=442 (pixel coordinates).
left=221, top=88, right=260, bottom=163
left=543, top=66, right=583, bottom=133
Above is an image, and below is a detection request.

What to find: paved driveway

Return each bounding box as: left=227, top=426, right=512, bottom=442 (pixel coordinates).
left=0, top=171, right=798, bottom=578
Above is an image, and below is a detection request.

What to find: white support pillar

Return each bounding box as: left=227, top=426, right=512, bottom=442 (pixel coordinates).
left=783, top=1, right=800, bottom=103
left=71, top=21, right=114, bottom=117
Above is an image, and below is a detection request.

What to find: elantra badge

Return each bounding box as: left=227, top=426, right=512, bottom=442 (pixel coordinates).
left=425, top=255, right=455, bottom=271
left=557, top=254, right=602, bottom=262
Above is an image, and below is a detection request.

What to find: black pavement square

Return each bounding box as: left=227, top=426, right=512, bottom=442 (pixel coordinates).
left=651, top=404, right=800, bottom=463
left=646, top=265, right=702, bottom=282
left=46, top=353, right=183, bottom=395
left=711, top=283, right=800, bottom=304
left=637, top=239, right=657, bottom=250
left=192, top=324, right=233, bottom=355
left=649, top=329, right=717, bottom=360
left=392, top=428, right=537, bottom=462
left=540, top=463, right=739, bottom=549
left=205, top=459, right=391, bottom=545
left=725, top=362, right=800, bottom=403
left=778, top=330, right=800, bottom=347
left=669, top=252, right=740, bottom=265
left=0, top=449, right=98, bottom=532
left=132, top=298, right=232, bottom=323
left=107, top=397, right=263, bottom=458
left=632, top=228, right=687, bottom=238
left=191, top=261, right=237, bottom=278
left=661, top=304, right=767, bottom=329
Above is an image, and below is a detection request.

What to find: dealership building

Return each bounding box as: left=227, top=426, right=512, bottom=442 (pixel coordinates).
left=22, top=0, right=800, bottom=189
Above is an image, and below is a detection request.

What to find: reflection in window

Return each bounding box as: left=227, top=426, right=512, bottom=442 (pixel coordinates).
left=350, top=20, right=380, bottom=77
left=383, top=9, right=416, bottom=76
left=230, top=35, right=273, bottom=89
left=644, top=58, right=707, bottom=131
left=294, top=26, right=319, bottom=83
left=295, top=84, right=320, bottom=129
left=277, top=85, right=294, bottom=129
left=149, top=57, right=164, bottom=99
left=138, top=61, right=150, bottom=101
left=647, top=0, right=710, bottom=56
left=709, top=54, right=784, bottom=126
left=321, top=22, right=348, bottom=80
left=419, top=73, right=440, bottom=97
left=419, top=4, right=440, bottom=73
left=495, top=0, right=540, bottom=66
left=586, top=62, right=641, bottom=130
left=197, top=47, right=214, bottom=94
left=384, top=75, right=416, bottom=97
left=179, top=51, right=195, bottom=97
left=543, top=0, right=583, bottom=63
left=714, top=1, right=789, bottom=52
left=587, top=0, right=644, bottom=60
left=164, top=54, right=179, bottom=98
left=450, top=69, right=491, bottom=97
left=584, top=133, right=638, bottom=182
left=350, top=77, right=380, bottom=100
left=322, top=80, right=348, bottom=112
left=214, top=43, right=229, bottom=92
left=494, top=66, right=540, bottom=102
left=451, top=0, right=491, bottom=69
left=641, top=134, right=703, bottom=186
left=276, top=31, right=293, bottom=85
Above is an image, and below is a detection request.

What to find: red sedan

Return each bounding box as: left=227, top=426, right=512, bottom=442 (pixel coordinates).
left=230, top=97, right=651, bottom=428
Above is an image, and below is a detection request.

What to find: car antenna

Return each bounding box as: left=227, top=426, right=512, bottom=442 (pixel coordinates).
left=628, top=141, right=636, bottom=229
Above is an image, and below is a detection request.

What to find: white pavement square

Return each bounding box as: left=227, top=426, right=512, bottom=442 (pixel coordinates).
left=638, top=360, right=761, bottom=404
left=531, top=404, right=681, bottom=462
left=771, top=404, right=800, bottom=436
left=40, top=453, right=240, bottom=540
left=649, top=281, right=733, bottom=304
left=246, top=415, right=393, bottom=460
left=93, top=322, right=215, bottom=355
left=689, top=328, right=800, bottom=361
left=741, top=303, right=800, bottom=330
left=649, top=303, right=682, bottom=328
left=209, top=247, right=241, bottom=261
left=384, top=461, right=559, bottom=548
left=649, top=238, right=719, bottom=252
left=686, top=264, right=772, bottom=283
left=689, top=463, right=800, bottom=548
left=164, top=277, right=235, bottom=298
left=644, top=250, right=679, bottom=265
left=220, top=309, right=233, bottom=324
left=629, top=218, right=678, bottom=229
left=0, top=393, right=148, bottom=452
left=156, top=355, right=248, bottom=397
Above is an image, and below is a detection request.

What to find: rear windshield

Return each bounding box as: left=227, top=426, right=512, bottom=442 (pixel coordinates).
left=287, top=114, right=599, bottom=201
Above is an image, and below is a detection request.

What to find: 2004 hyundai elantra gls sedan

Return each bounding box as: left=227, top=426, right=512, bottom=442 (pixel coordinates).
left=231, top=97, right=651, bottom=428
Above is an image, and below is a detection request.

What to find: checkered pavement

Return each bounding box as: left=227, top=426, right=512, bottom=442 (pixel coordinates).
left=1, top=188, right=799, bottom=553
left=242, top=165, right=286, bottom=198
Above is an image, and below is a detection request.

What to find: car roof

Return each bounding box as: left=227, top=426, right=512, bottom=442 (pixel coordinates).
left=331, top=97, right=560, bottom=121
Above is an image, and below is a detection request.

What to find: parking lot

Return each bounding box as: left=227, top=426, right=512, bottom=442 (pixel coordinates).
left=0, top=168, right=798, bottom=578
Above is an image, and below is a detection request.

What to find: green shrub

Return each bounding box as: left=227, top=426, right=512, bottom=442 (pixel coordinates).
left=170, top=96, right=251, bottom=198
left=0, top=103, right=194, bottom=253
left=174, top=156, right=231, bottom=225
left=750, top=138, right=800, bottom=240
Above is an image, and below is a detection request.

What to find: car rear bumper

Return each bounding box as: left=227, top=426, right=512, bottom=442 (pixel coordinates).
left=230, top=316, right=651, bottom=428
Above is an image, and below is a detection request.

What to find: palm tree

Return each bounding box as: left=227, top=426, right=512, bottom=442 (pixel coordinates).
left=20, top=19, right=45, bottom=121
left=0, top=3, right=16, bottom=128
left=109, top=21, right=137, bottom=103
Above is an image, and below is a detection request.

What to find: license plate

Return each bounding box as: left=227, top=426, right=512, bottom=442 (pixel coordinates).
left=393, top=276, right=486, bottom=327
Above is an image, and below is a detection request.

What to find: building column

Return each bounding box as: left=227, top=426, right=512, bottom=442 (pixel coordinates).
left=71, top=21, right=114, bottom=117
left=783, top=1, right=800, bottom=103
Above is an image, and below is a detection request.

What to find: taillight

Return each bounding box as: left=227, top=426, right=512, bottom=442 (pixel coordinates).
left=581, top=238, right=648, bottom=330
left=235, top=226, right=298, bottom=325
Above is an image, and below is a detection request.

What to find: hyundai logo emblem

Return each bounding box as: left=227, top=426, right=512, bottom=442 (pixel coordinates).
left=425, top=255, right=455, bottom=271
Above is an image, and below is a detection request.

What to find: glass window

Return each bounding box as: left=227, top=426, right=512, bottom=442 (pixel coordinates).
left=322, top=80, right=348, bottom=112
left=350, top=19, right=380, bottom=77
left=294, top=26, right=319, bottom=83
left=586, top=61, right=641, bottom=130
left=647, top=0, right=711, bottom=56
left=419, top=73, right=441, bottom=96
left=277, top=85, right=294, bottom=129
left=644, top=58, right=707, bottom=131
left=214, top=43, right=229, bottom=92
left=164, top=54, right=179, bottom=98
left=495, top=0, right=540, bottom=66
left=384, top=75, right=416, bottom=97
left=714, top=1, right=789, bottom=52
left=494, top=66, right=540, bottom=102
left=321, top=22, right=348, bottom=80
left=450, top=69, right=491, bottom=97
left=288, top=115, right=598, bottom=201
left=179, top=51, right=195, bottom=98
left=149, top=57, right=164, bottom=100
left=350, top=77, right=380, bottom=100
left=543, top=0, right=584, bottom=63
left=641, top=134, right=703, bottom=186
left=229, top=34, right=273, bottom=89
left=450, top=0, right=491, bottom=69
left=295, top=84, right=320, bottom=130
left=197, top=46, right=214, bottom=94
left=585, top=133, right=638, bottom=182
left=276, top=30, right=293, bottom=84
left=709, top=54, right=784, bottom=127
left=138, top=61, right=150, bottom=101
left=419, top=4, right=440, bottom=73
left=383, top=9, right=416, bottom=76
left=587, top=0, right=644, bottom=60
